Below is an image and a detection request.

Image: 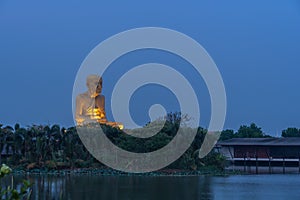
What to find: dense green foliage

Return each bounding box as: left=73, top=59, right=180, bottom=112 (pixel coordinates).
left=1, top=119, right=295, bottom=172
left=282, top=127, right=300, bottom=137
left=219, top=123, right=272, bottom=141
left=0, top=115, right=226, bottom=171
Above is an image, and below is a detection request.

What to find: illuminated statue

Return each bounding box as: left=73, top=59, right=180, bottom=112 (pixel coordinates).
left=75, top=75, right=123, bottom=129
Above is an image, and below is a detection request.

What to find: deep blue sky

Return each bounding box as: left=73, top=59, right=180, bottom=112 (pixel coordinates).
left=0, top=1, right=300, bottom=136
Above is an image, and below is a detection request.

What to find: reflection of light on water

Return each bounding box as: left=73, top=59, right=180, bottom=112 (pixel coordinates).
left=6, top=174, right=300, bottom=199
left=30, top=175, right=65, bottom=199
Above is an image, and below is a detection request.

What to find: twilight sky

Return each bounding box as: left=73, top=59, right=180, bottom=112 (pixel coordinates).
left=0, top=1, right=300, bottom=136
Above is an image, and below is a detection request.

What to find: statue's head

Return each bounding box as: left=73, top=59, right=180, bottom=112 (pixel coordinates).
left=86, top=75, right=103, bottom=96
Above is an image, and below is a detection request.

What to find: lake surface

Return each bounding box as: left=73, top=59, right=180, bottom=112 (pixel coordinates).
left=7, top=174, right=300, bottom=200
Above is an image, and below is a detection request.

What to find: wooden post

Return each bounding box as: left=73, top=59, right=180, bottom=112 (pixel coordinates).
left=298, top=156, right=300, bottom=173
left=283, top=157, right=285, bottom=174
left=256, top=155, right=258, bottom=174
left=269, top=157, right=272, bottom=174
left=228, top=146, right=234, bottom=172
left=244, top=154, right=246, bottom=172
left=298, top=153, right=300, bottom=173
left=267, top=150, right=271, bottom=174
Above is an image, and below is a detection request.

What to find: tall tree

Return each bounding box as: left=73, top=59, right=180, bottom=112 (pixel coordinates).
left=219, top=129, right=235, bottom=141
left=236, top=123, right=267, bottom=138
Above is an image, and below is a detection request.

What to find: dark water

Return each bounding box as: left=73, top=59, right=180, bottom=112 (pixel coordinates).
left=7, top=174, right=300, bottom=200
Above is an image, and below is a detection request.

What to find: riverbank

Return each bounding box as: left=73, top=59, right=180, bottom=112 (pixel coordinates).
left=12, top=165, right=300, bottom=177
left=11, top=166, right=244, bottom=177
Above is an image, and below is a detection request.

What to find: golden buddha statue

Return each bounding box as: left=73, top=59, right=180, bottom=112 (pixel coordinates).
left=75, top=75, right=123, bottom=129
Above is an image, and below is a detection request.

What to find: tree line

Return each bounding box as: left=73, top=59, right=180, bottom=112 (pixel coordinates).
left=0, top=114, right=298, bottom=172
left=0, top=113, right=225, bottom=171
left=219, top=122, right=300, bottom=141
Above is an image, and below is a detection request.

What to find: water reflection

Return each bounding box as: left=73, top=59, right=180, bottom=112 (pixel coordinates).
left=5, top=174, right=300, bottom=200
left=8, top=175, right=212, bottom=200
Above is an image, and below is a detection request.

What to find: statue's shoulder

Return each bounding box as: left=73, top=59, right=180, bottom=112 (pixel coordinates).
left=95, top=94, right=105, bottom=100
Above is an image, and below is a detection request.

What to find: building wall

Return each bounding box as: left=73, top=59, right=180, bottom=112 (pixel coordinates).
left=234, top=146, right=269, bottom=158
left=270, top=146, right=300, bottom=158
